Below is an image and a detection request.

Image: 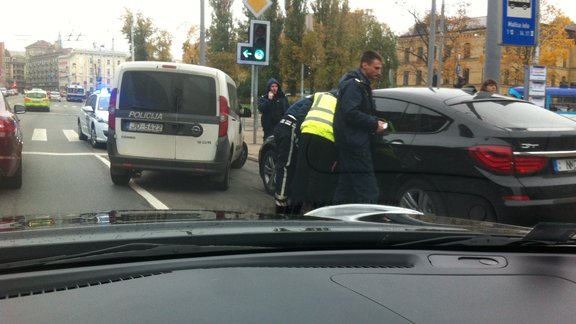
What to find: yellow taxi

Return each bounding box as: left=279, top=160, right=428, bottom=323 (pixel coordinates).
left=24, top=89, right=50, bottom=112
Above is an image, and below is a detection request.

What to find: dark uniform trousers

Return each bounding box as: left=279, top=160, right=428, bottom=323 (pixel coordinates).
left=291, top=133, right=338, bottom=209
left=273, top=115, right=298, bottom=210
left=332, top=145, right=379, bottom=204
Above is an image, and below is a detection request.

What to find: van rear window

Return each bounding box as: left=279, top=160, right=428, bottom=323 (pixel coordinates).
left=119, top=71, right=216, bottom=116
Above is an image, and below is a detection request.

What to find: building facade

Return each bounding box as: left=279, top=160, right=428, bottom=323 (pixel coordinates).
left=60, top=49, right=129, bottom=92
left=396, top=18, right=576, bottom=93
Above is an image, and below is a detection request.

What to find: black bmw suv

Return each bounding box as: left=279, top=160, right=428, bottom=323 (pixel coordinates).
left=259, top=87, right=576, bottom=226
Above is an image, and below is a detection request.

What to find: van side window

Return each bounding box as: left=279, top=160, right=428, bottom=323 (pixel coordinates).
left=227, top=83, right=239, bottom=115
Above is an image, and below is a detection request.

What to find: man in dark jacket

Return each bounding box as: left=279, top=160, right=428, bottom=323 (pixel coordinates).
left=333, top=50, right=387, bottom=204
left=258, top=78, right=289, bottom=140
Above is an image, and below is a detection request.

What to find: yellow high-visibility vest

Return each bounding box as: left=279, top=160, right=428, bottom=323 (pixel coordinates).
left=300, top=92, right=337, bottom=142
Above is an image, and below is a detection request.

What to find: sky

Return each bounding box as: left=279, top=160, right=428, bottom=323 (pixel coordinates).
left=1, top=0, right=574, bottom=59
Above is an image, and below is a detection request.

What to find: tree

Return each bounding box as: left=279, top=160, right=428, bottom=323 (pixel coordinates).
left=182, top=25, right=201, bottom=64
left=207, top=0, right=237, bottom=76
left=279, top=0, right=307, bottom=95
left=120, top=9, right=156, bottom=61
left=151, top=29, right=173, bottom=62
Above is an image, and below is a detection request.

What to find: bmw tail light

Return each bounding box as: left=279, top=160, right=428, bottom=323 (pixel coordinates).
left=468, top=145, right=547, bottom=175
left=513, top=155, right=548, bottom=174
left=108, top=88, right=118, bottom=130
left=218, top=95, right=229, bottom=137
left=469, top=145, right=514, bottom=174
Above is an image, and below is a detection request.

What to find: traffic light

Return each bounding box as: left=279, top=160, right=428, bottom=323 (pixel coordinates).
left=237, top=20, right=270, bottom=66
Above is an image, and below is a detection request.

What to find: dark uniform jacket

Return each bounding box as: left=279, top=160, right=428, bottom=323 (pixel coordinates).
left=257, top=78, right=289, bottom=139
left=333, top=69, right=378, bottom=148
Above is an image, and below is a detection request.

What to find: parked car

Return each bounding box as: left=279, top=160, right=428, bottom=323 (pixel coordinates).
left=78, top=90, right=110, bottom=147
left=24, top=89, right=50, bottom=112
left=259, top=88, right=576, bottom=226
left=107, top=61, right=251, bottom=190
left=0, top=92, right=25, bottom=189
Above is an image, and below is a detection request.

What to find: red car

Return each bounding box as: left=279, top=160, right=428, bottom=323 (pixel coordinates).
left=0, top=93, right=25, bottom=189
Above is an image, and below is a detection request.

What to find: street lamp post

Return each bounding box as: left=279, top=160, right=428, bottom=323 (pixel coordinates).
left=200, top=0, right=206, bottom=65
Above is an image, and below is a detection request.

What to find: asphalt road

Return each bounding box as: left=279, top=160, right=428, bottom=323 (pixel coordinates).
left=0, top=95, right=274, bottom=217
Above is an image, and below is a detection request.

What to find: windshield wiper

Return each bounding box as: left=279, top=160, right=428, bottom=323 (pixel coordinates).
left=0, top=243, right=269, bottom=271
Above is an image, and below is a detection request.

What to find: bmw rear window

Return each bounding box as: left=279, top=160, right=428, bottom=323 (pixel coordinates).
left=453, top=100, right=576, bottom=129
left=119, top=71, right=216, bottom=116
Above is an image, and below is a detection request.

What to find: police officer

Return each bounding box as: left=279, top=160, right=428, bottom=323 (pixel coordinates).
left=333, top=50, right=386, bottom=204
left=291, top=91, right=338, bottom=210
left=273, top=95, right=314, bottom=214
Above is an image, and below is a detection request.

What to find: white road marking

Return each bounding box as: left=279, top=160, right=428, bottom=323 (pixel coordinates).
left=93, top=154, right=170, bottom=210
left=31, top=128, right=47, bottom=141
left=62, top=129, right=80, bottom=142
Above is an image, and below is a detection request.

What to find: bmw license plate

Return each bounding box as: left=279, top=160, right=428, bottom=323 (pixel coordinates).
left=553, top=159, right=576, bottom=173
left=126, top=122, right=163, bottom=133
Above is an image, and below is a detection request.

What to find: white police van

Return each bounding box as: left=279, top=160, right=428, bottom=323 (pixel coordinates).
left=107, top=62, right=251, bottom=190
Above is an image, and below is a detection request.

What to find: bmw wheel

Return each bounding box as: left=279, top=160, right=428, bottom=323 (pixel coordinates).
left=397, top=179, right=446, bottom=216
left=260, top=149, right=276, bottom=195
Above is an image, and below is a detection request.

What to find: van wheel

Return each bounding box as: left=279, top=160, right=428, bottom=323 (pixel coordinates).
left=213, top=161, right=231, bottom=191
left=4, top=159, right=22, bottom=190
left=396, top=179, right=446, bottom=216
left=231, top=142, right=248, bottom=169
left=78, top=120, right=87, bottom=140
left=110, top=167, right=131, bottom=186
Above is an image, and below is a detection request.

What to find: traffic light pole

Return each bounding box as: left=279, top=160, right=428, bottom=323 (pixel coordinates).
left=252, top=65, right=259, bottom=144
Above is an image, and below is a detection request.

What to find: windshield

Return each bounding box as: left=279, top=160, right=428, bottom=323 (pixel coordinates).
left=1, top=0, right=576, bottom=259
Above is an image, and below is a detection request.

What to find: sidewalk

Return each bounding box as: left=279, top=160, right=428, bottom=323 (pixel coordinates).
left=242, top=117, right=264, bottom=162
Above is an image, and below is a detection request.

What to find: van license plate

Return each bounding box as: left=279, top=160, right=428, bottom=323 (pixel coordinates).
left=554, top=159, right=576, bottom=173
left=127, top=122, right=163, bottom=133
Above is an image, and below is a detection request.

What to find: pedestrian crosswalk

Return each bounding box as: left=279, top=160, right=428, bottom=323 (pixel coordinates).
left=30, top=128, right=81, bottom=142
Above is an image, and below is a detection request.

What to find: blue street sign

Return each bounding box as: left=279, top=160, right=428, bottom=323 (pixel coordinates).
left=501, top=0, right=537, bottom=46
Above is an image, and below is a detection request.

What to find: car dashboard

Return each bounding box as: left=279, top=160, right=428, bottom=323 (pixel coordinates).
left=1, top=248, right=575, bottom=323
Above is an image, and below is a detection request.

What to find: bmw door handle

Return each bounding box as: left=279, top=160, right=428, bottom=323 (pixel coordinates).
left=382, top=138, right=404, bottom=145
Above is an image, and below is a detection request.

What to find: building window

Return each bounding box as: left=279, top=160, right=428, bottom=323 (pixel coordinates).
left=444, top=46, right=452, bottom=58
left=416, top=70, right=423, bottom=85
left=463, top=68, right=470, bottom=83
left=417, top=47, right=424, bottom=62
left=404, top=48, right=410, bottom=63
left=403, top=71, right=409, bottom=86
left=107, top=59, right=111, bottom=64
left=463, top=43, right=471, bottom=59
left=551, top=75, right=556, bottom=87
